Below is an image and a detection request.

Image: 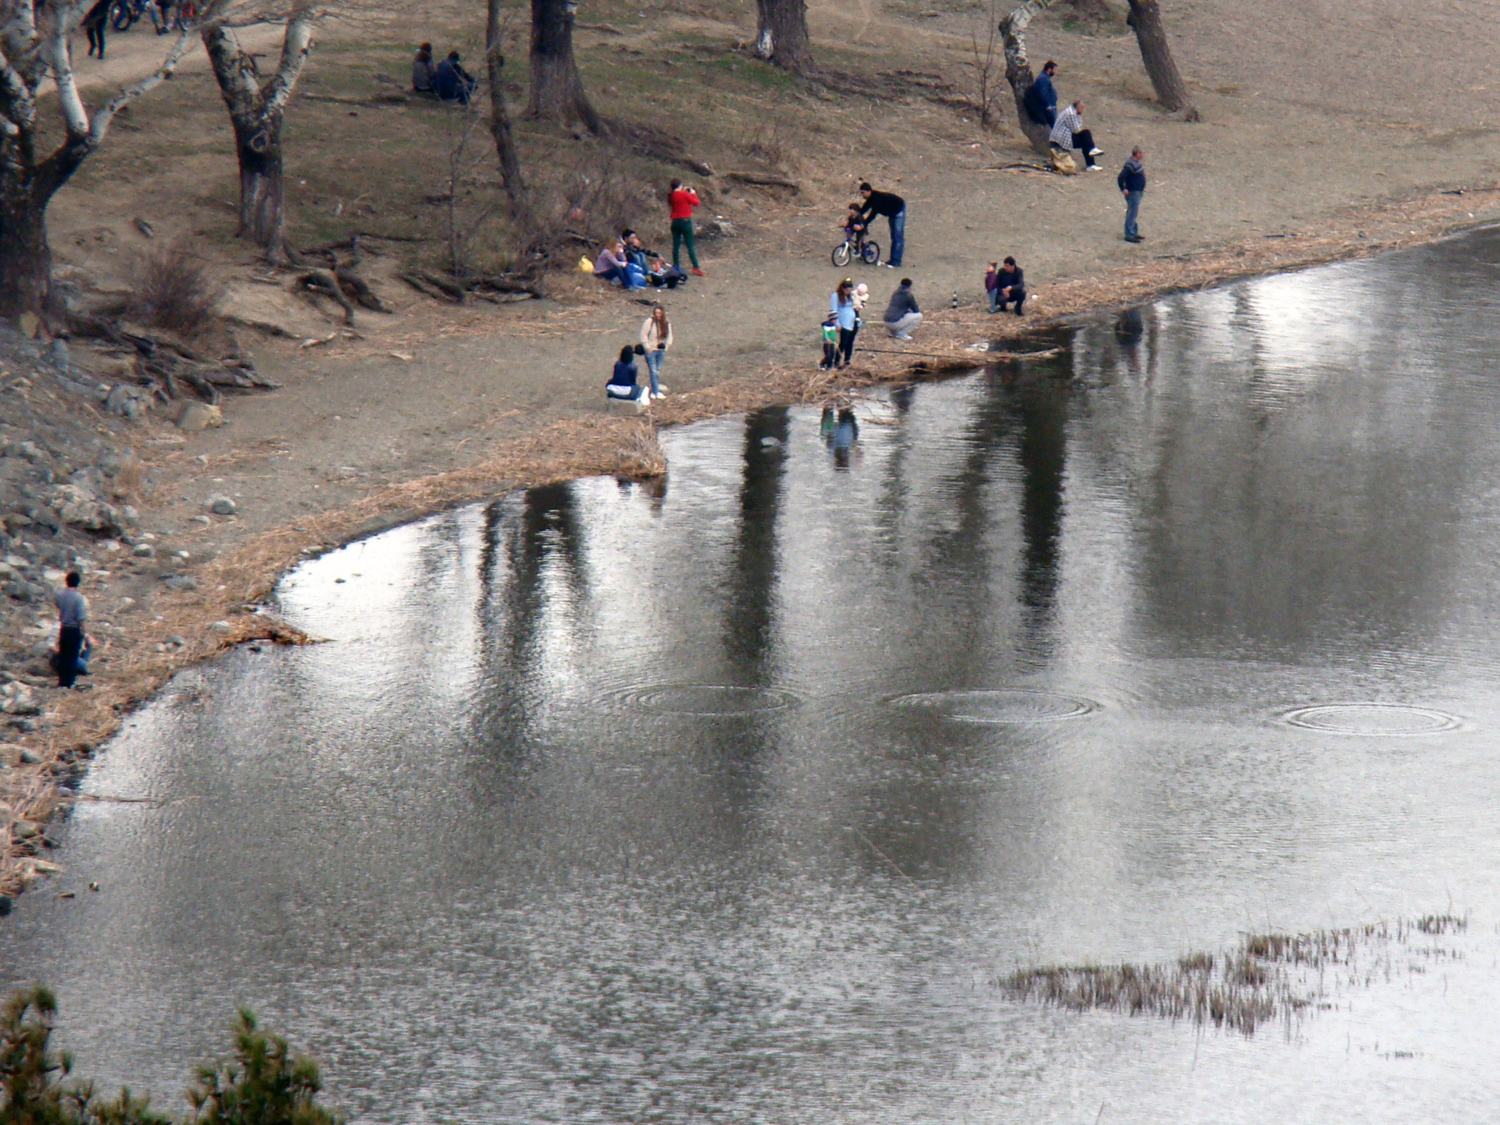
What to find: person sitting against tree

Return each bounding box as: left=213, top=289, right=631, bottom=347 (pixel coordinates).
left=1023, top=59, right=1059, bottom=128
left=412, top=43, right=438, bottom=95
left=434, top=51, right=477, bottom=105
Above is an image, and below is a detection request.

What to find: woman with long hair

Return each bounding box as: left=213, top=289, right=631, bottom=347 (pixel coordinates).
left=639, top=305, right=674, bottom=399
left=830, top=279, right=857, bottom=369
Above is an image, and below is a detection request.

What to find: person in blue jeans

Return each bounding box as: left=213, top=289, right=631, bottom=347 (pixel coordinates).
left=857, top=182, right=906, bottom=268
left=1118, top=146, right=1146, bottom=243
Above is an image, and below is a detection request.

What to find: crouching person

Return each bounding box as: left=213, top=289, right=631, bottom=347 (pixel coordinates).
left=883, top=278, right=922, bottom=340
left=606, top=345, right=651, bottom=407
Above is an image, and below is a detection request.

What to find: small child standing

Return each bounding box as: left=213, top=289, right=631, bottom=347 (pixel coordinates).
left=819, top=315, right=838, bottom=370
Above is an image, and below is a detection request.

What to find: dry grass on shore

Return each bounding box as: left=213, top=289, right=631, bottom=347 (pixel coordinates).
left=1001, top=915, right=1468, bottom=1036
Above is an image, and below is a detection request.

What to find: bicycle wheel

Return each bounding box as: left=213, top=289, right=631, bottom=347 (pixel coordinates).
left=110, top=0, right=137, bottom=29
left=861, top=240, right=881, bottom=265
left=831, top=242, right=852, bottom=268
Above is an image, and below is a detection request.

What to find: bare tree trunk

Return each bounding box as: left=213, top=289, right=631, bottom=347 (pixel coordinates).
left=201, top=12, right=315, bottom=262
left=229, top=112, right=286, bottom=249
left=527, top=0, right=600, bottom=132
left=0, top=0, right=189, bottom=319
left=1125, top=0, right=1198, bottom=120
left=0, top=190, right=51, bottom=322
left=752, top=0, right=811, bottom=73
left=998, top=0, right=1060, bottom=154
left=486, top=0, right=526, bottom=213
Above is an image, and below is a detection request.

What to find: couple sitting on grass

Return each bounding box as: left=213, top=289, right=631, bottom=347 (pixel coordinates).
left=596, top=230, right=687, bottom=291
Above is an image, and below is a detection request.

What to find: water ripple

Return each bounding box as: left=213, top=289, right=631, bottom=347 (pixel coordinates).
left=888, top=689, right=1101, bottom=724
left=1280, top=703, right=1464, bottom=736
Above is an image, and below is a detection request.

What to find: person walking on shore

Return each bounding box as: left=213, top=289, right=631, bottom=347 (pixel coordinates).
left=639, top=306, right=674, bottom=398
left=668, top=180, right=706, bottom=276
left=856, top=182, right=907, bottom=268
left=830, top=279, right=859, bottom=367
left=1118, top=147, right=1146, bottom=242
left=1050, top=99, right=1103, bottom=171
left=53, top=571, right=87, bottom=689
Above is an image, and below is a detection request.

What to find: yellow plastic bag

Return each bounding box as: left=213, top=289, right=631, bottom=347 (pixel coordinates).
left=578, top=256, right=595, bottom=273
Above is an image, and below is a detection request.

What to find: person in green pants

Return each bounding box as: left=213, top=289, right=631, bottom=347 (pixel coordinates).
left=668, top=179, right=706, bottom=276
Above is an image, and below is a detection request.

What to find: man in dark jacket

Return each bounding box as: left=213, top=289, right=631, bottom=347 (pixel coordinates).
left=857, top=182, right=907, bottom=268
left=994, top=257, right=1025, bottom=315
left=435, top=51, right=477, bottom=105
left=1022, top=60, right=1058, bottom=128
left=882, top=278, right=922, bottom=339
left=1118, top=147, right=1146, bottom=242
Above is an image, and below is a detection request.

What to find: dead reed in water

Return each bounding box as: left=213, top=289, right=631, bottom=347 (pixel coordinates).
left=1000, top=915, right=1468, bottom=1036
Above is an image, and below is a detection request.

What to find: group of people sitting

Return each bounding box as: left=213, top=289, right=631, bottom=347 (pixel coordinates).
left=412, top=43, right=477, bottom=104
left=593, top=230, right=688, bottom=291
left=1023, top=60, right=1104, bottom=171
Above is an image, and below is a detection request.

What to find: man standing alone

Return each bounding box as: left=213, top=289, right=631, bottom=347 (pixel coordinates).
left=53, top=571, right=87, bottom=689
left=668, top=180, right=706, bottom=276
left=1118, top=147, right=1146, bottom=243
left=857, top=182, right=907, bottom=268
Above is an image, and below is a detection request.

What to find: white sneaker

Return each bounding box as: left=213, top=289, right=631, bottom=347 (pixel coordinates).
left=657, top=385, right=669, bottom=395
left=1088, top=147, right=1104, bottom=156
left=1086, top=164, right=1104, bottom=171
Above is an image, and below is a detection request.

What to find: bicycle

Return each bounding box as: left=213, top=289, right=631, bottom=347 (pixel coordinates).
left=109, top=0, right=150, bottom=30
left=831, top=231, right=880, bottom=268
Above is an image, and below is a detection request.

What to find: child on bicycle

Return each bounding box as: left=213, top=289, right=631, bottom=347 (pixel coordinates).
left=843, top=203, right=867, bottom=247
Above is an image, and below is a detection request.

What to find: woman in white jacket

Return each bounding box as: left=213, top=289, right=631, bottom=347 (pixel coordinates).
left=640, top=306, right=674, bottom=399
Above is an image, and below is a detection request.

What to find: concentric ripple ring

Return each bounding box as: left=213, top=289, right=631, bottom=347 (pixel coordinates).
left=1281, top=703, right=1463, bottom=736
left=626, top=684, right=799, bottom=717
left=889, top=689, right=1100, bottom=724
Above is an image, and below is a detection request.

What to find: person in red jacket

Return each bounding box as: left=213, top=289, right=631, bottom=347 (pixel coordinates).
left=668, top=179, right=706, bottom=276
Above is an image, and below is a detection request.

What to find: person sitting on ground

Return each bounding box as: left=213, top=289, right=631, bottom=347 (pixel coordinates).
left=412, top=43, right=438, bottom=95
left=434, top=51, right=477, bottom=105
left=53, top=571, right=87, bottom=690
left=1023, top=60, right=1059, bottom=128
left=994, top=257, right=1026, bottom=315
left=883, top=278, right=922, bottom=340
left=647, top=256, right=687, bottom=289
left=1050, top=98, right=1103, bottom=170
left=595, top=240, right=630, bottom=285
left=621, top=229, right=653, bottom=270
left=607, top=344, right=650, bottom=405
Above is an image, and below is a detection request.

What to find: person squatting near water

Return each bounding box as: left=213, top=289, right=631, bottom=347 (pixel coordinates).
left=857, top=183, right=907, bottom=268
left=985, top=257, right=1026, bottom=315
left=883, top=279, right=922, bottom=339
left=1050, top=99, right=1103, bottom=171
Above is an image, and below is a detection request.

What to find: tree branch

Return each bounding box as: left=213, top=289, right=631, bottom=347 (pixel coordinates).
left=260, top=11, right=313, bottom=113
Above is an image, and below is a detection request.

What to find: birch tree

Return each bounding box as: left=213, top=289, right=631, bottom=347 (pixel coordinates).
left=997, top=0, right=1059, bottom=153
left=0, top=0, right=190, bottom=319
left=199, top=0, right=317, bottom=263
left=486, top=0, right=525, bottom=213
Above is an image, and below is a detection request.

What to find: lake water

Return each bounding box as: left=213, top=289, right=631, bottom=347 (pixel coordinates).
left=6, top=229, right=1500, bottom=1122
